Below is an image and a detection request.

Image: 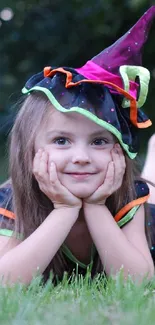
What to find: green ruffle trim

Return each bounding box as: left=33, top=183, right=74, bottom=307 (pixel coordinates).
left=22, top=86, right=136, bottom=159
left=117, top=205, right=140, bottom=228
left=0, top=229, right=14, bottom=237
left=61, top=244, right=96, bottom=269
left=0, top=229, right=23, bottom=240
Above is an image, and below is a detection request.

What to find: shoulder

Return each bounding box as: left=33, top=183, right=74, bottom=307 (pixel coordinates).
left=0, top=182, right=14, bottom=215
left=0, top=181, right=13, bottom=204
left=0, top=182, right=15, bottom=237
left=134, top=180, right=149, bottom=198
left=114, top=180, right=149, bottom=228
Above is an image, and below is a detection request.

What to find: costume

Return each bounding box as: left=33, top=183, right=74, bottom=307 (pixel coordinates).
left=0, top=7, right=155, bottom=269
left=0, top=180, right=153, bottom=269
left=22, top=6, right=155, bottom=159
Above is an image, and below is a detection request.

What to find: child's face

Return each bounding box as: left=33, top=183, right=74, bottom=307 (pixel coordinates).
left=35, top=108, right=117, bottom=198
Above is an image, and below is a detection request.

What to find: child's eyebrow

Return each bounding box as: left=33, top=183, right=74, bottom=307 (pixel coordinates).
left=46, top=130, right=113, bottom=138
left=46, top=130, right=74, bottom=138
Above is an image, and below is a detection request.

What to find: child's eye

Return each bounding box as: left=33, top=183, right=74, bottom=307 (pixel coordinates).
left=92, top=138, right=108, bottom=146
left=53, top=137, right=70, bottom=145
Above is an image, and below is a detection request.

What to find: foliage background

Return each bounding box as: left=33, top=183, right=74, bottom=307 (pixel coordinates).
left=0, top=0, right=155, bottom=182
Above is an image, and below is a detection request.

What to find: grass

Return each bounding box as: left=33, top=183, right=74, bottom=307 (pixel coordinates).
left=0, top=272, right=155, bottom=325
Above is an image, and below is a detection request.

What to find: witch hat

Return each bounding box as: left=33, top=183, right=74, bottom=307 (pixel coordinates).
left=76, top=6, right=155, bottom=77
left=22, top=6, right=155, bottom=158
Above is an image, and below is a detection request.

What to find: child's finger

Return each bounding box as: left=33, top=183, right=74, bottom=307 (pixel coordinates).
left=117, top=145, right=126, bottom=170
left=105, top=161, right=115, bottom=187
left=49, top=162, right=70, bottom=198
left=111, top=144, right=125, bottom=187
left=33, top=150, right=42, bottom=174
left=115, top=144, right=126, bottom=170
left=38, top=151, right=48, bottom=176
left=33, top=150, right=49, bottom=183
left=49, top=162, right=62, bottom=187
left=112, top=144, right=125, bottom=170
left=97, top=161, right=115, bottom=196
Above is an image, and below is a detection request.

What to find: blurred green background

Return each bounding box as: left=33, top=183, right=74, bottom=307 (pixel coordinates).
left=0, top=0, right=155, bottom=183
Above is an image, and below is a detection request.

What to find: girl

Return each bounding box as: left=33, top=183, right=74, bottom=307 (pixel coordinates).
left=0, top=7, right=155, bottom=285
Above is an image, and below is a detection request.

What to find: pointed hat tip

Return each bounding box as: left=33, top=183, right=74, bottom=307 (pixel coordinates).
left=91, top=6, right=155, bottom=74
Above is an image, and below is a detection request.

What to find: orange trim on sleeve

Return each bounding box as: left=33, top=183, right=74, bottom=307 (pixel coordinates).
left=114, top=194, right=150, bottom=222
left=43, top=67, right=152, bottom=129
left=0, top=208, right=15, bottom=220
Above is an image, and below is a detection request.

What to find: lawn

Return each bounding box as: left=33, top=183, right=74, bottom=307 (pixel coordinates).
left=0, top=272, right=155, bottom=325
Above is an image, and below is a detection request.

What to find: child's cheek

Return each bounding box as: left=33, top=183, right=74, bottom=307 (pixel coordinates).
left=98, top=148, right=113, bottom=165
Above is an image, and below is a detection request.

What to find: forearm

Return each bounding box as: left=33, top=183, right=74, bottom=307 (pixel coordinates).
left=84, top=204, right=152, bottom=280
left=0, top=207, right=80, bottom=284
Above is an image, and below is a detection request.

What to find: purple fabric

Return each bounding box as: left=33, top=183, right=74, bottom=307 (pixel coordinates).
left=91, top=6, right=155, bottom=75
left=75, top=60, right=138, bottom=98
left=22, top=7, right=154, bottom=158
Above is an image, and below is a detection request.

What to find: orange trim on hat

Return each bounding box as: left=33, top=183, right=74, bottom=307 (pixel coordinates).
left=0, top=208, right=15, bottom=220
left=44, top=67, right=73, bottom=84
left=43, top=67, right=152, bottom=129
left=114, top=194, right=150, bottom=222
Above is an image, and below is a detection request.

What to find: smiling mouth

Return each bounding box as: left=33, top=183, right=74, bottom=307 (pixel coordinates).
left=66, top=172, right=96, bottom=175
left=66, top=173, right=95, bottom=179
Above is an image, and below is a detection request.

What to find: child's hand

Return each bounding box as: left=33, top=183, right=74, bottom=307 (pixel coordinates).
left=33, top=149, right=82, bottom=210
left=83, top=144, right=126, bottom=206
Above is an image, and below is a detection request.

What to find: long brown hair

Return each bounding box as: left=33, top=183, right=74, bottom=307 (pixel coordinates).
left=9, top=92, right=143, bottom=281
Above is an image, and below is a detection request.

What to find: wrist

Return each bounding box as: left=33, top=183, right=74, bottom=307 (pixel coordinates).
left=53, top=205, right=81, bottom=222
left=83, top=201, right=106, bottom=210
left=84, top=203, right=110, bottom=221
left=54, top=204, right=81, bottom=212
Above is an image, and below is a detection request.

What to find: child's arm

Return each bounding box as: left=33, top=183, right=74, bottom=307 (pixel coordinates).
left=84, top=203, right=154, bottom=281
left=0, top=206, right=80, bottom=285
left=83, top=144, right=154, bottom=281
left=0, top=149, right=82, bottom=285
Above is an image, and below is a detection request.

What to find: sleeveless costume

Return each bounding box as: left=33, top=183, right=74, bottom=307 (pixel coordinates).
left=0, top=6, right=155, bottom=279
left=0, top=180, right=154, bottom=272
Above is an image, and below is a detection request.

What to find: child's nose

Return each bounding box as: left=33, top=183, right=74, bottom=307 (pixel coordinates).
left=72, top=148, right=91, bottom=164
